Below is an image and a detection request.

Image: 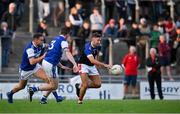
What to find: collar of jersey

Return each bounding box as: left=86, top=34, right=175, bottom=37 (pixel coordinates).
left=32, top=41, right=38, bottom=48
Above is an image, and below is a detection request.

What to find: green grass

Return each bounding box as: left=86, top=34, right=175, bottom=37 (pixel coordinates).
left=0, top=99, right=180, bottom=113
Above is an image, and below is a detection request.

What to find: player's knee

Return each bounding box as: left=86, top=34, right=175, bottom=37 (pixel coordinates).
left=50, top=83, right=58, bottom=90
left=44, top=77, right=50, bottom=83
left=81, top=83, right=88, bottom=89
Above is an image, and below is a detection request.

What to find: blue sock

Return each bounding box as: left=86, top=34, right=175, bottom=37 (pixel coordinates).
left=32, top=86, right=39, bottom=92
left=41, top=95, right=47, bottom=99
left=52, top=91, right=58, bottom=99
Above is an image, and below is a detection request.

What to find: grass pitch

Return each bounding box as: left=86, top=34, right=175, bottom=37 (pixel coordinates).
left=0, top=99, right=180, bottom=113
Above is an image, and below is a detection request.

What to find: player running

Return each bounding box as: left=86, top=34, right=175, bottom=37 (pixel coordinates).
left=75, top=33, right=112, bottom=104
left=6, top=33, right=55, bottom=103
left=29, top=27, right=79, bottom=104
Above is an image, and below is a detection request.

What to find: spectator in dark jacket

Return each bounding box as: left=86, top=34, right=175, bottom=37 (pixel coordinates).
left=146, top=48, right=163, bottom=100
left=0, top=22, right=13, bottom=67
left=77, top=21, right=90, bottom=54
left=1, top=3, right=18, bottom=32
left=36, top=20, right=49, bottom=37
left=128, top=22, right=141, bottom=46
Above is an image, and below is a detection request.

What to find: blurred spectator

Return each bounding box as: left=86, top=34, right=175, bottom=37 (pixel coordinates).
left=69, top=7, right=83, bottom=37
left=117, top=18, right=127, bottom=38
left=150, top=24, right=161, bottom=49
left=127, top=0, right=135, bottom=21
left=176, top=17, right=180, bottom=28
left=102, top=19, right=118, bottom=63
left=0, top=0, right=10, bottom=21
left=164, top=17, right=176, bottom=43
left=122, top=46, right=139, bottom=99
left=103, top=19, right=118, bottom=38
left=105, top=0, right=115, bottom=23
left=157, top=18, right=165, bottom=34
left=128, top=22, right=140, bottom=46
left=75, top=1, right=87, bottom=20
left=63, top=20, right=73, bottom=52
left=90, top=7, right=104, bottom=35
left=0, top=22, right=13, bottom=67
left=137, top=18, right=150, bottom=68
left=115, top=0, right=126, bottom=20
left=139, top=18, right=151, bottom=36
left=171, top=27, right=180, bottom=66
left=175, top=27, right=180, bottom=69
left=139, top=1, right=150, bottom=19
left=36, top=20, right=49, bottom=37
left=158, top=35, right=174, bottom=81
left=77, top=20, right=90, bottom=54
left=1, top=3, right=18, bottom=32
left=38, top=0, right=50, bottom=21
left=14, top=0, right=25, bottom=26
left=53, top=1, right=64, bottom=27
left=151, top=1, right=163, bottom=23
left=146, top=48, right=163, bottom=100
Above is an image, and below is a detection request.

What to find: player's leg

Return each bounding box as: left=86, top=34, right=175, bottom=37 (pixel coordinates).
left=148, top=75, right=155, bottom=99
left=88, top=65, right=101, bottom=88
left=78, top=73, right=89, bottom=104
left=123, top=76, right=130, bottom=99
left=155, top=74, right=163, bottom=100
left=7, top=80, right=27, bottom=103
left=28, top=67, right=58, bottom=102
left=7, top=69, right=32, bottom=103
left=40, top=78, right=63, bottom=104
left=131, top=76, right=137, bottom=97
left=88, top=75, right=101, bottom=88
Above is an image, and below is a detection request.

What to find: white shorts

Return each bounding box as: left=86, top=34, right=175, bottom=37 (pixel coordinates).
left=78, top=64, right=99, bottom=76
left=42, top=60, right=58, bottom=78
left=19, top=64, right=42, bottom=80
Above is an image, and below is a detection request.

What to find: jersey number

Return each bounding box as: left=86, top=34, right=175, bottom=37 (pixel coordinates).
left=49, top=40, right=56, bottom=50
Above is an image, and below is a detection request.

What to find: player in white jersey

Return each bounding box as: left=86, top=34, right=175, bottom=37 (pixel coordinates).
left=6, top=33, right=58, bottom=103
left=29, top=27, right=79, bottom=104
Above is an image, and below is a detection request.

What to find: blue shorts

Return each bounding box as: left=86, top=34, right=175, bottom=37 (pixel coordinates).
left=159, top=56, right=170, bottom=66
left=124, top=75, right=137, bottom=87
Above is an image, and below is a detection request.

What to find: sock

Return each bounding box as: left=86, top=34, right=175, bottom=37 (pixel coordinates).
left=32, top=86, right=39, bottom=92
left=42, top=95, right=47, bottom=99
left=52, top=91, right=58, bottom=99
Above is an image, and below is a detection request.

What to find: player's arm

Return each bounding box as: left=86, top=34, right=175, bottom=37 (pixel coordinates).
left=27, top=48, right=46, bottom=65
left=61, top=41, right=78, bottom=72
left=66, top=50, right=76, bottom=66
left=87, top=55, right=111, bottom=69
left=57, top=62, right=72, bottom=70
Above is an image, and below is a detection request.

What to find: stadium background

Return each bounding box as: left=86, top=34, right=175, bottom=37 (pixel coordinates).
left=0, top=0, right=180, bottom=113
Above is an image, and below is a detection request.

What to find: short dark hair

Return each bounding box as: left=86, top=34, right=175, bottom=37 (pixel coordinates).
left=91, top=32, right=101, bottom=38
left=60, top=27, right=70, bottom=35
left=33, top=33, right=43, bottom=40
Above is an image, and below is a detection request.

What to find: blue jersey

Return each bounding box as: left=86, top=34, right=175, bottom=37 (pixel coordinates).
left=78, top=42, right=101, bottom=66
left=44, top=35, right=68, bottom=66
left=20, top=42, right=44, bottom=71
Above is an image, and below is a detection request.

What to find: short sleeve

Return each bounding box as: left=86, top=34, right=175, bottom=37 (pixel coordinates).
left=61, top=41, right=68, bottom=49
left=84, top=46, right=93, bottom=57
left=26, top=48, right=35, bottom=58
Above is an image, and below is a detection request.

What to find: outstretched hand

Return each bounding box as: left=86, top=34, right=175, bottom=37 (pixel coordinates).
left=104, top=64, right=112, bottom=69
left=73, top=65, right=79, bottom=73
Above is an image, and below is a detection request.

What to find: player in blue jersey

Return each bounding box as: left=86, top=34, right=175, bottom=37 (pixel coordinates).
left=76, top=33, right=112, bottom=104
left=6, top=33, right=57, bottom=103
left=29, top=27, right=79, bottom=104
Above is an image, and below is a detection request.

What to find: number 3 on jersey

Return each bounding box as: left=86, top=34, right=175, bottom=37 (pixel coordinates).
left=49, top=40, right=56, bottom=50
